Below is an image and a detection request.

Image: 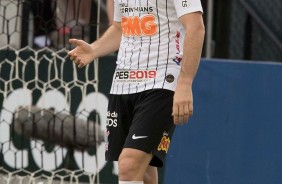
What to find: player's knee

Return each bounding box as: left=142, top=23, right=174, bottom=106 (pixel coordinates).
left=144, top=174, right=157, bottom=184
left=118, top=157, right=139, bottom=180
left=144, top=167, right=158, bottom=184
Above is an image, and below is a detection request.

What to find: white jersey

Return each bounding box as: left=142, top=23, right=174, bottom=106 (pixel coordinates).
left=110, top=0, right=203, bottom=94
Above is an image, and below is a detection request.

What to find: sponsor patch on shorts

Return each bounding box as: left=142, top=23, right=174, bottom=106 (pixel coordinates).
left=157, top=131, right=171, bottom=154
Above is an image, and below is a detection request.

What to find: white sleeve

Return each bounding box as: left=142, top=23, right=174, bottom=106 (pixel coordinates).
left=173, top=0, right=203, bottom=18
left=113, top=0, right=122, bottom=22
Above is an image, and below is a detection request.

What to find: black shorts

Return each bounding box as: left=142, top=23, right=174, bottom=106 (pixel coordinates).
left=105, top=89, right=176, bottom=167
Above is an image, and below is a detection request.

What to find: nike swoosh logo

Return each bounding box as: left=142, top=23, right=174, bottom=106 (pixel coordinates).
left=132, top=134, right=148, bottom=140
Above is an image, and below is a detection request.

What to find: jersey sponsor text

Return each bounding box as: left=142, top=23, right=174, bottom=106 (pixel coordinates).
left=114, top=70, right=156, bottom=83
left=122, top=15, right=158, bottom=36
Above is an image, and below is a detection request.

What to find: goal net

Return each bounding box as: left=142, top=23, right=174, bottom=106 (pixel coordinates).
left=0, top=0, right=117, bottom=184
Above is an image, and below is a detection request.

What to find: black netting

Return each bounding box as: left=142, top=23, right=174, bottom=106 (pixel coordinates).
left=0, top=1, right=115, bottom=183
left=0, top=0, right=108, bottom=50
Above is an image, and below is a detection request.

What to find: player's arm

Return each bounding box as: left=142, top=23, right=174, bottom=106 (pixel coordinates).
left=90, top=21, right=122, bottom=58
left=172, top=12, right=205, bottom=125
left=68, top=21, right=122, bottom=68
left=106, top=0, right=114, bottom=25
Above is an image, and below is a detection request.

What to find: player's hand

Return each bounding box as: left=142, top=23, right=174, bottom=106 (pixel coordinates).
left=68, top=39, right=96, bottom=68
left=172, top=78, right=193, bottom=125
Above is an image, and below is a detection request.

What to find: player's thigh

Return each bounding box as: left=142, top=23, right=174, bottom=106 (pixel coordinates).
left=118, top=148, right=153, bottom=178
left=144, top=166, right=158, bottom=184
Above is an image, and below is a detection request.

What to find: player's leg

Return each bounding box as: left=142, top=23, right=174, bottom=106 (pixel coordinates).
left=118, top=148, right=153, bottom=182
left=144, top=166, right=158, bottom=184
left=118, top=148, right=158, bottom=183
left=106, top=90, right=174, bottom=183
left=119, top=89, right=175, bottom=183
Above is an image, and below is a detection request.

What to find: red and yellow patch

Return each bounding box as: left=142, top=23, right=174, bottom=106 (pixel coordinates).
left=157, top=132, right=171, bottom=153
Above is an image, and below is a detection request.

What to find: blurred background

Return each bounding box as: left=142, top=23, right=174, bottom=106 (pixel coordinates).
left=0, top=0, right=281, bottom=60
left=0, top=0, right=281, bottom=184
left=201, top=0, right=281, bottom=61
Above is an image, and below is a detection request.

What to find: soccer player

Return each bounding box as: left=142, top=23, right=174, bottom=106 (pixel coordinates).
left=68, top=0, right=205, bottom=183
